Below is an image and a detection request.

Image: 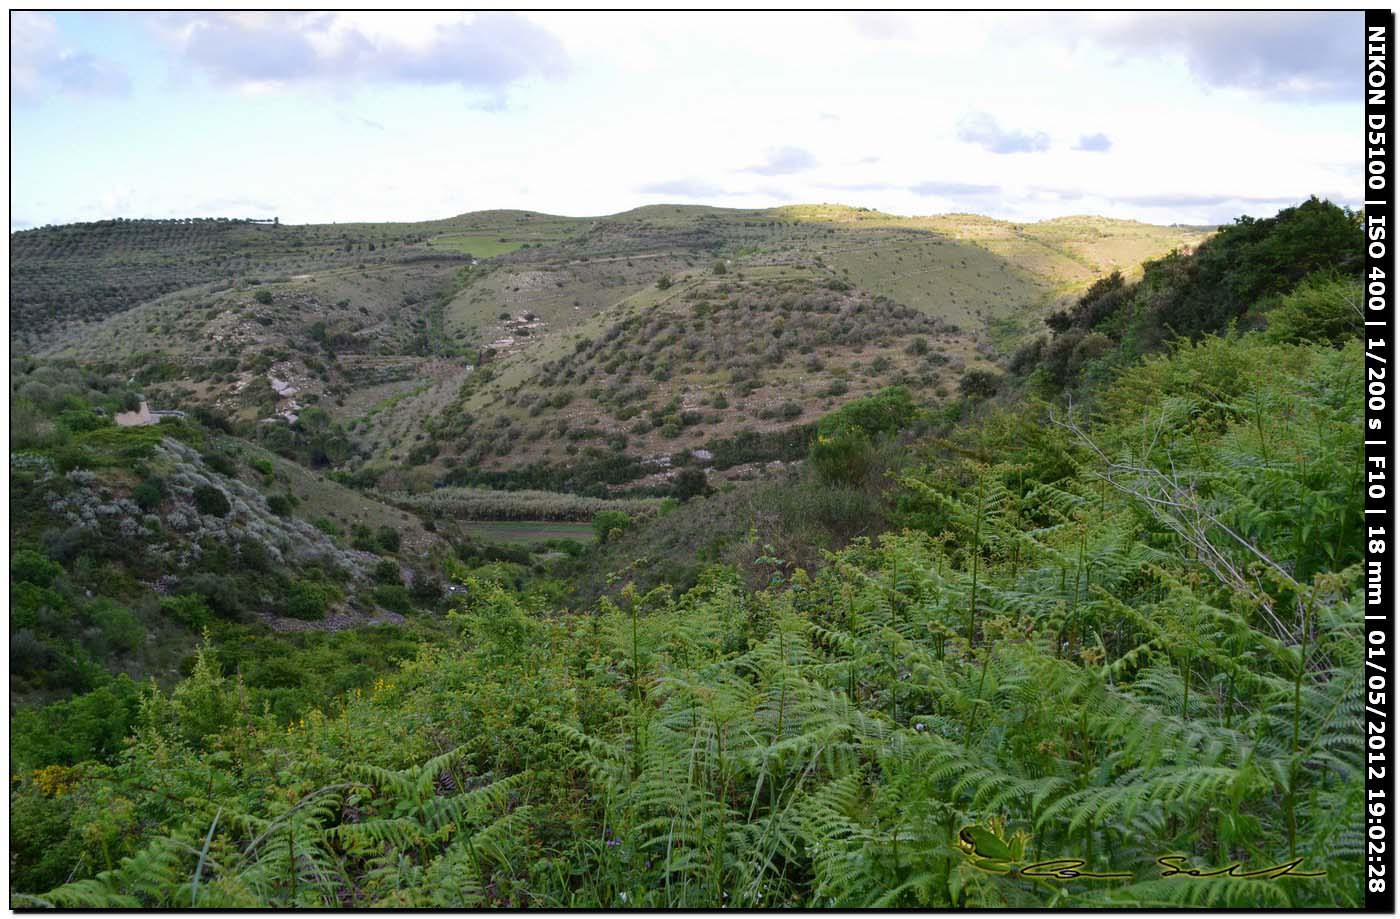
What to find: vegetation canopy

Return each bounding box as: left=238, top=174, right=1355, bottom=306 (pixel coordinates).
left=8, top=197, right=1364, bottom=908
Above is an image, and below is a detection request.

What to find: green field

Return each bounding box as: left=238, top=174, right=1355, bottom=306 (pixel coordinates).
left=427, top=234, right=531, bottom=257
left=459, top=519, right=596, bottom=544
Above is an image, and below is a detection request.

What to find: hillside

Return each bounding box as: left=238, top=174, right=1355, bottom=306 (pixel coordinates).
left=7, top=195, right=1365, bottom=909
left=17, top=205, right=1202, bottom=501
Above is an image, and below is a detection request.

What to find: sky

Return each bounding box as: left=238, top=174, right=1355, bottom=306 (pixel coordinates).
left=9, top=10, right=1365, bottom=229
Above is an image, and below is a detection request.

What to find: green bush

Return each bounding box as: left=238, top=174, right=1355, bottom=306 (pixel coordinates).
left=672, top=467, right=710, bottom=502
left=285, top=580, right=339, bottom=620
left=192, top=484, right=231, bottom=517
left=373, top=559, right=402, bottom=585
left=958, top=368, right=1003, bottom=399
left=1264, top=272, right=1360, bottom=347
left=161, top=594, right=211, bottom=629
left=816, top=386, right=917, bottom=440
left=253, top=289, right=274, bottom=305
left=84, top=599, right=143, bottom=654
left=371, top=584, right=412, bottom=614
left=810, top=425, right=875, bottom=487
left=201, top=452, right=237, bottom=477
left=592, top=510, right=631, bottom=543
left=12, top=549, right=61, bottom=588
left=409, top=575, right=443, bottom=605
left=132, top=476, right=165, bottom=511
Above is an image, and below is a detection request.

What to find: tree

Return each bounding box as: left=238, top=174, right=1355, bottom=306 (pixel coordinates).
left=672, top=467, right=710, bottom=502
left=1264, top=272, right=1360, bottom=347
left=958, top=369, right=1002, bottom=400
left=192, top=484, right=231, bottom=518
left=592, top=510, right=630, bottom=543
left=376, top=526, right=402, bottom=553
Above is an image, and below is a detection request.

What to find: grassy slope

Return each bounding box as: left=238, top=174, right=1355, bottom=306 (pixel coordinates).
left=360, top=206, right=1202, bottom=477
left=17, top=204, right=1205, bottom=488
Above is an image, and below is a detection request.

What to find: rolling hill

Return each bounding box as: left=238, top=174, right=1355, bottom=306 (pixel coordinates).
left=15, top=205, right=1207, bottom=495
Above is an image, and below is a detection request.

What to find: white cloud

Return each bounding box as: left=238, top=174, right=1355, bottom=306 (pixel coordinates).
left=1051, top=11, right=1360, bottom=101
left=153, top=11, right=566, bottom=100
left=11, top=12, right=130, bottom=104
left=956, top=112, right=1051, bottom=155
left=743, top=147, right=818, bottom=176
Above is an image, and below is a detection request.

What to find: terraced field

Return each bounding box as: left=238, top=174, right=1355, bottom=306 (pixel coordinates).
left=14, top=203, right=1207, bottom=493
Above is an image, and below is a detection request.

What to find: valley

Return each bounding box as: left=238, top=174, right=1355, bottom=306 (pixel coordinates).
left=8, top=197, right=1367, bottom=908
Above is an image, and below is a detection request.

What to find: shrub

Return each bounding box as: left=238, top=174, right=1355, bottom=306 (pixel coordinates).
left=12, top=550, right=61, bottom=589
left=656, top=274, right=673, bottom=290
left=57, top=409, right=105, bottom=434
left=201, top=452, right=237, bottom=477
left=85, top=599, right=142, bottom=654
left=161, top=594, right=211, bottom=629
left=285, top=580, right=339, bottom=620
left=182, top=574, right=244, bottom=619
left=371, top=584, right=412, bottom=614
left=673, top=467, right=710, bottom=502
left=192, top=484, right=231, bottom=517
left=810, top=426, right=875, bottom=486
left=409, top=575, right=443, bottom=605
left=132, top=476, right=165, bottom=512
left=817, top=386, right=917, bottom=440
left=376, top=526, right=402, bottom=553
left=373, top=559, right=403, bottom=584
left=266, top=494, right=295, bottom=517
left=958, top=369, right=1003, bottom=400
left=253, top=289, right=274, bottom=305
left=1264, top=272, right=1361, bottom=347
left=592, top=510, right=631, bottom=543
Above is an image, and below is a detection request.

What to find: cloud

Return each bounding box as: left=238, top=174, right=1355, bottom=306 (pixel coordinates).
left=1067, top=12, right=1360, bottom=101
left=156, top=12, right=566, bottom=99
left=821, top=181, right=898, bottom=193
left=743, top=146, right=818, bottom=176
left=845, top=12, right=918, bottom=41
left=911, top=181, right=1000, bottom=197
left=1113, top=192, right=1297, bottom=208
left=637, top=178, right=727, bottom=198
left=955, top=112, right=1049, bottom=154
left=1073, top=133, right=1112, bottom=152
left=339, top=111, right=385, bottom=131
left=1029, top=186, right=1087, bottom=202
left=11, top=12, right=130, bottom=104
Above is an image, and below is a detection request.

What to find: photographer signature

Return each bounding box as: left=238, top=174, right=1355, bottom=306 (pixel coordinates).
left=957, top=826, right=1325, bottom=882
